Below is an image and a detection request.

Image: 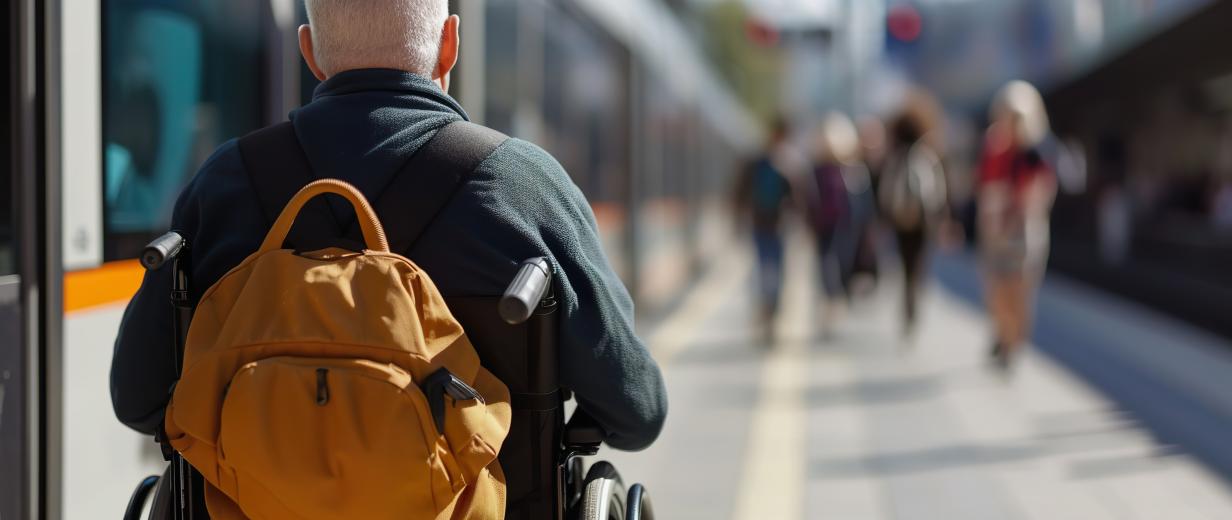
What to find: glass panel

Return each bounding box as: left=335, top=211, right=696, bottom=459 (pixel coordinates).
left=1, top=1, right=13, bottom=276
left=102, top=0, right=266, bottom=259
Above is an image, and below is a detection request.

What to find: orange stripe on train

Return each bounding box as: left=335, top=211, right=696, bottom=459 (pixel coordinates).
left=64, top=260, right=144, bottom=313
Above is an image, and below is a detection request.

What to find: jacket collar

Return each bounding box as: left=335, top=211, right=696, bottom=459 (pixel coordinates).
left=311, top=68, right=469, bottom=119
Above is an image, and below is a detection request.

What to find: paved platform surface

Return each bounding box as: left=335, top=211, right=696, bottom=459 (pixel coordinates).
left=607, top=235, right=1232, bottom=520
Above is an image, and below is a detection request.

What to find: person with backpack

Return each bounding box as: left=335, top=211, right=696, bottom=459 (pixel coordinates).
left=732, top=117, right=799, bottom=344
left=878, top=93, right=948, bottom=338
left=110, top=1, right=666, bottom=517
left=978, top=81, right=1057, bottom=370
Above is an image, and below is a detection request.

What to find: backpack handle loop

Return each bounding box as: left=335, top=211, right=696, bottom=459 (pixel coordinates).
left=259, top=179, right=390, bottom=253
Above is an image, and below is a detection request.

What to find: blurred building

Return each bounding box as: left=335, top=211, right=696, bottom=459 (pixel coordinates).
left=885, top=0, right=1214, bottom=111
left=1046, top=0, right=1232, bottom=337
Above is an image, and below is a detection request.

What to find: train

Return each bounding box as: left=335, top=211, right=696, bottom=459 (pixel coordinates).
left=1, top=0, right=758, bottom=517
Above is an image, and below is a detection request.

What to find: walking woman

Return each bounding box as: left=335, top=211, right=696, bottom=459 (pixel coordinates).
left=807, top=114, right=857, bottom=306
left=978, top=81, right=1057, bottom=370
left=878, top=92, right=948, bottom=337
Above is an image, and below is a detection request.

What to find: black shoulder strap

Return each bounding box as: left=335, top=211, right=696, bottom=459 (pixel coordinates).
left=237, top=120, right=507, bottom=253
left=236, top=122, right=343, bottom=250
left=364, top=121, right=508, bottom=254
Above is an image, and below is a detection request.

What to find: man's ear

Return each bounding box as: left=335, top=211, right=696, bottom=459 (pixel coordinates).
left=299, top=25, right=328, bottom=81
left=433, top=15, right=461, bottom=91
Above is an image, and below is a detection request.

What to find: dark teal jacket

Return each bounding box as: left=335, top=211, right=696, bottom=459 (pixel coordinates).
left=111, top=69, right=667, bottom=451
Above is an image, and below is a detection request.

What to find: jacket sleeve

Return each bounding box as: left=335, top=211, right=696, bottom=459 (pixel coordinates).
left=110, top=193, right=197, bottom=434
left=506, top=141, right=668, bottom=451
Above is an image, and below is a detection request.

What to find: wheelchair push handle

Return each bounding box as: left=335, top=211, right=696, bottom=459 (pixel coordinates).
left=500, top=257, right=552, bottom=325
left=562, top=408, right=606, bottom=461
left=141, top=231, right=186, bottom=270
left=564, top=409, right=605, bottom=447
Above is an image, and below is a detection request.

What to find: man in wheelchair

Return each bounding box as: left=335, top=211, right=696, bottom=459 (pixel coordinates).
left=111, top=1, right=666, bottom=518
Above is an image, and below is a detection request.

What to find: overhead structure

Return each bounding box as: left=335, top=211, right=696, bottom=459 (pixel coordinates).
left=572, top=0, right=761, bottom=149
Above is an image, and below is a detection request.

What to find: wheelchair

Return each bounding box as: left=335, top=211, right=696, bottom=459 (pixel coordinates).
left=123, top=232, right=654, bottom=520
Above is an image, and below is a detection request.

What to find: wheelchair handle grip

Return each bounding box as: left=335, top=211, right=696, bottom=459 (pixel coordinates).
left=141, top=231, right=186, bottom=271
left=500, top=257, right=551, bottom=325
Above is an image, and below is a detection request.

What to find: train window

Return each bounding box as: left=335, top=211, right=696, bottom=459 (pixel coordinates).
left=102, top=0, right=266, bottom=259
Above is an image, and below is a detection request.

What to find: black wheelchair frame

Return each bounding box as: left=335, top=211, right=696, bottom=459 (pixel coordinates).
left=124, top=232, right=653, bottom=520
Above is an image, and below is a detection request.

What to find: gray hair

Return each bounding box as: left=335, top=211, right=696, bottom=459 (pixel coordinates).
left=304, top=0, right=448, bottom=77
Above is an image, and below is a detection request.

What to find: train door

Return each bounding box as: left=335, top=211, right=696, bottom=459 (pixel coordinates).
left=3, top=0, right=61, bottom=518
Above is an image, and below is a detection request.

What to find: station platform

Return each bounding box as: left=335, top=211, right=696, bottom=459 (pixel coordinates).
left=608, top=233, right=1232, bottom=520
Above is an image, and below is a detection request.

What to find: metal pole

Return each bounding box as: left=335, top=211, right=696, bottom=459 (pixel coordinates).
left=626, top=60, right=643, bottom=306
left=14, top=0, right=65, bottom=516
left=14, top=2, right=44, bottom=516
left=39, top=0, right=65, bottom=510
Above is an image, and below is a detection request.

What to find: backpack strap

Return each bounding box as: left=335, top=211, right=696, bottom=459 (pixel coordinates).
left=237, top=122, right=344, bottom=250
left=238, top=120, right=508, bottom=254
left=359, top=121, right=508, bottom=254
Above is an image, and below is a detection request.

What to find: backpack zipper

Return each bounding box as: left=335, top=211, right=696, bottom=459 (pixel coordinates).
left=316, top=368, right=330, bottom=406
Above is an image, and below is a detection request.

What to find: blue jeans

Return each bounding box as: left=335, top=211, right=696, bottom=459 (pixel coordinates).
left=753, top=230, right=784, bottom=314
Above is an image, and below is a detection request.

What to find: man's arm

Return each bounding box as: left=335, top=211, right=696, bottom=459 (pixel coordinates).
left=111, top=260, right=180, bottom=434
left=497, top=140, right=668, bottom=451
left=551, top=213, right=667, bottom=451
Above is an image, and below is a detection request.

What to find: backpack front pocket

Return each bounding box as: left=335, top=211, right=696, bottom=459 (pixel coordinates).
left=216, top=356, right=463, bottom=520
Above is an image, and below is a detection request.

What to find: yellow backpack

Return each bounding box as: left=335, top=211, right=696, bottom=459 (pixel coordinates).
left=164, top=179, right=512, bottom=519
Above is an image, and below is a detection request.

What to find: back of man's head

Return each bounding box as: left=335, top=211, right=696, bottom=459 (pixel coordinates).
left=304, top=0, right=448, bottom=78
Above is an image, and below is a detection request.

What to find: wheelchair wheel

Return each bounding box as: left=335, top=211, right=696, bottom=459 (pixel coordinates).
left=579, top=461, right=626, bottom=520
left=121, top=466, right=173, bottom=520
left=122, top=475, right=160, bottom=520
left=626, top=484, right=654, bottom=520
left=145, top=466, right=173, bottom=520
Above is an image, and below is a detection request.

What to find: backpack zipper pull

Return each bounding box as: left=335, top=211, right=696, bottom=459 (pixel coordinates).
left=316, top=368, right=330, bottom=406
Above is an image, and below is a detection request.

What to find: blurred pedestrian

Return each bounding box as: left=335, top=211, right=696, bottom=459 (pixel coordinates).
left=733, top=117, right=798, bottom=343
left=978, top=81, right=1057, bottom=370
left=838, top=133, right=880, bottom=305
left=878, top=92, right=948, bottom=337
left=806, top=114, right=857, bottom=310
left=805, top=113, right=879, bottom=336
left=853, top=116, right=888, bottom=286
